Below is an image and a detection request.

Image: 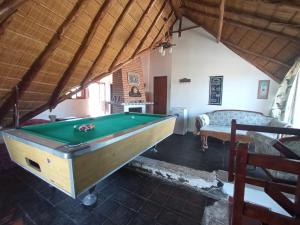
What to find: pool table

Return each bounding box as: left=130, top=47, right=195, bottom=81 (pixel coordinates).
left=3, top=113, right=176, bottom=199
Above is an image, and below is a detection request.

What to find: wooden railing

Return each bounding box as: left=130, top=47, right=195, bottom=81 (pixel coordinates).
left=228, top=120, right=300, bottom=225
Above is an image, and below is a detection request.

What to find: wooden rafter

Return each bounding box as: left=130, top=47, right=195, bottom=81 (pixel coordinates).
left=169, top=0, right=179, bottom=18
left=131, top=0, right=169, bottom=59
left=0, top=0, right=88, bottom=124
left=178, top=16, right=182, bottom=37
left=48, top=0, right=112, bottom=109
left=182, top=5, right=300, bottom=45
left=100, top=11, right=174, bottom=71
left=150, top=11, right=175, bottom=48
left=183, top=14, right=284, bottom=82
left=258, top=0, right=300, bottom=11
left=223, top=41, right=292, bottom=68
left=151, top=22, right=167, bottom=48
left=18, top=47, right=154, bottom=124
left=217, top=0, right=225, bottom=43
left=107, top=0, right=156, bottom=73
left=172, top=25, right=199, bottom=33
left=169, top=16, right=178, bottom=36
left=0, top=0, right=27, bottom=24
left=79, top=0, right=134, bottom=87
left=186, top=0, right=300, bottom=28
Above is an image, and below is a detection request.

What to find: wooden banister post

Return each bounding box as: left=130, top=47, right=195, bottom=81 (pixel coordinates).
left=295, top=173, right=300, bottom=219
left=231, top=143, right=248, bottom=225
left=228, top=119, right=237, bottom=182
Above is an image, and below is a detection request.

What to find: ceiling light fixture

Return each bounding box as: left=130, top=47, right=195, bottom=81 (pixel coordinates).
left=155, top=41, right=176, bottom=56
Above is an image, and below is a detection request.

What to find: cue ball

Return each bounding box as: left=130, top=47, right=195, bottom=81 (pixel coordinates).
left=131, top=116, right=135, bottom=119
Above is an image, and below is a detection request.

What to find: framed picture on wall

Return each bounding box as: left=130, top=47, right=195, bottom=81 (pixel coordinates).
left=257, top=80, right=270, bottom=99
left=128, top=72, right=140, bottom=85
left=209, top=76, right=223, bottom=105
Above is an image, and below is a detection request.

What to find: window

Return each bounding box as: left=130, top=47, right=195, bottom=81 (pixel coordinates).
left=291, top=75, right=300, bottom=128
left=271, top=59, right=300, bottom=128
left=71, top=88, right=88, bottom=99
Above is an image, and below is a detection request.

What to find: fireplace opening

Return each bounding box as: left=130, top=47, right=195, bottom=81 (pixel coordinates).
left=129, top=107, right=143, bottom=113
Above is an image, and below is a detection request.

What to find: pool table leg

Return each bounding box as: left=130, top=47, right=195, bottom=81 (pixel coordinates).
left=150, top=145, right=158, bottom=153
left=81, top=186, right=97, bottom=207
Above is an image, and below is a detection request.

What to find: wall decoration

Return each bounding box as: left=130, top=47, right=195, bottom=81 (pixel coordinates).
left=128, top=72, right=140, bottom=85
left=209, top=76, right=223, bottom=105
left=129, top=86, right=141, bottom=97
left=257, top=80, right=270, bottom=99
left=179, top=78, right=191, bottom=83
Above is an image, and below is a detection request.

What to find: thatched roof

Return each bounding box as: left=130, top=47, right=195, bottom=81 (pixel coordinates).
left=0, top=0, right=299, bottom=126
left=0, top=0, right=180, bottom=126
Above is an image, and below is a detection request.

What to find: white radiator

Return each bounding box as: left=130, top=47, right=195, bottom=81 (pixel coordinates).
left=171, top=107, right=188, bottom=135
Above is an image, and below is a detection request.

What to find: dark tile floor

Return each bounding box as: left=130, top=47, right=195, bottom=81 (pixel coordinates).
left=143, top=133, right=229, bottom=172
left=143, top=133, right=268, bottom=179
left=0, top=167, right=216, bottom=225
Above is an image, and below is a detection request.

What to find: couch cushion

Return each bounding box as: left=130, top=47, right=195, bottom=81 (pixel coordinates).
left=268, top=118, right=291, bottom=128
left=201, top=125, right=248, bottom=136
left=207, top=111, right=272, bottom=126
left=247, top=131, right=278, bottom=140
left=198, top=114, right=210, bottom=127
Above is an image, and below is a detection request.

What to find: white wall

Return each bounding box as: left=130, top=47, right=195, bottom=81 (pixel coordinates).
left=148, top=17, right=279, bottom=131
left=35, top=99, right=90, bottom=120
left=149, top=45, right=172, bottom=113
left=140, top=51, right=151, bottom=94
left=35, top=75, right=112, bottom=120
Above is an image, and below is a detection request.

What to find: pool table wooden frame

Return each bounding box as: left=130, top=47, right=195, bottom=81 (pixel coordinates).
left=3, top=114, right=176, bottom=198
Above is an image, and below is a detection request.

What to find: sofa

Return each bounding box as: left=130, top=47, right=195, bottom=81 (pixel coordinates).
left=195, top=110, right=287, bottom=150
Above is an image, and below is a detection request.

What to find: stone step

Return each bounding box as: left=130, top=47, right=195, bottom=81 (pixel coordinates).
left=202, top=199, right=261, bottom=225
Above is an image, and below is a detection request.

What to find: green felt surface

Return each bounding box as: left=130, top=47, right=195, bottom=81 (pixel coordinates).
left=21, top=113, right=165, bottom=145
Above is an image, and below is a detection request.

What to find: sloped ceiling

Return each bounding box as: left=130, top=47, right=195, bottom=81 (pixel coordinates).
left=0, top=0, right=180, bottom=126
left=0, top=0, right=299, bottom=127
left=179, top=0, right=300, bottom=82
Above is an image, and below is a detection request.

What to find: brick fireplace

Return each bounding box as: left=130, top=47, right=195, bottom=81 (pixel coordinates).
left=110, top=57, right=152, bottom=113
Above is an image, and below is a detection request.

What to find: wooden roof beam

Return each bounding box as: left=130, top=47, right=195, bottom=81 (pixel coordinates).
left=217, top=0, right=225, bottom=43
left=183, top=14, right=284, bottom=83
left=106, top=0, right=156, bottom=75
left=231, top=46, right=284, bottom=83
left=185, top=0, right=300, bottom=27
left=178, top=16, right=182, bottom=37
left=223, top=41, right=292, bottom=69
left=182, top=5, right=300, bottom=45
left=169, top=16, right=178, bottom=35
left=131, top=0, right=169, bottom=60
left=79, top=0, right=134, bottom=87
left=18, top=47, right=154, bottom=124
left=183, top=12, right=292, bottom=69
left=169, top=0, right=180, bottom=18
left=255, top=0, right=300, bottom=11
left=150, top=11, right=175, bottom=49
left=0, top=0, right=88, bottom=124
left=48, top=0, right=112, bottom=109
left=151, top=21, right=169, bottom=48
left=172, top=25, right=199, bottom=33
left=0, top=0, right=27, bottom=24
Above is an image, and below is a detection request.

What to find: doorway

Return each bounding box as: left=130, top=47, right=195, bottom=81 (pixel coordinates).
left=88, top=75, right=112, bottom=116
left=153, top=76, right=167, bottom=114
